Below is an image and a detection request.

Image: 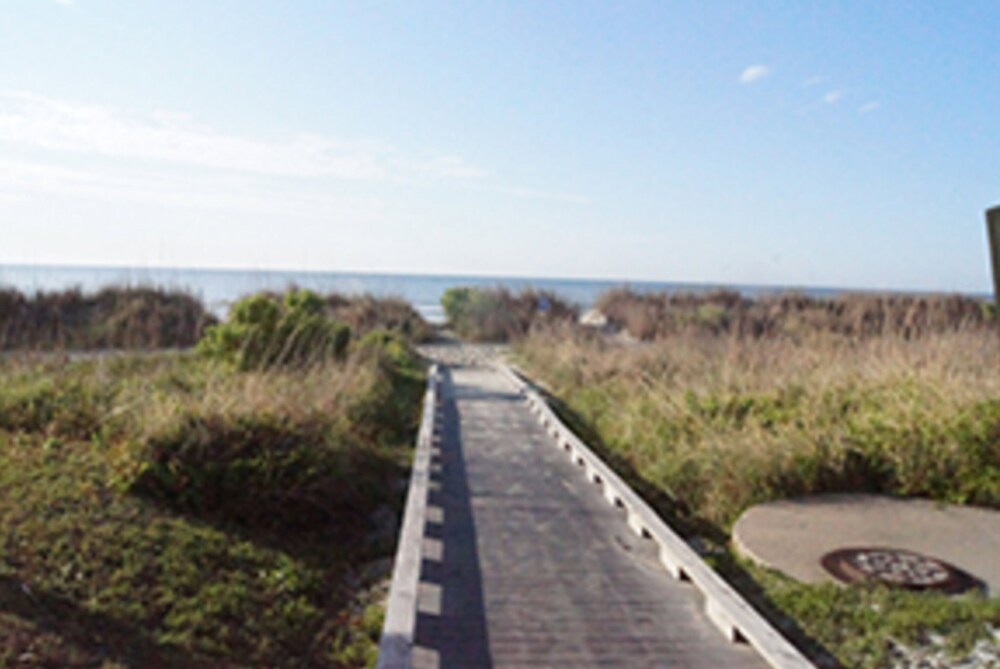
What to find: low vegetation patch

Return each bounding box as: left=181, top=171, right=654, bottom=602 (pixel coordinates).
left=743, top=561, right=1000, bottom=669
left=0, top=292, right=428, bottom=668
left=441, top=286, right=577, bottom=342
left=515, top=314, right=1000, bottom=667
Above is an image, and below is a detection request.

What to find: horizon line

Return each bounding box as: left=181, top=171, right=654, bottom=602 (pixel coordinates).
left=0, top=261, right=989, bottom=299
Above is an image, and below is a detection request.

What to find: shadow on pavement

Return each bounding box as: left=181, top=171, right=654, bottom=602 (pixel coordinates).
left=413, top=366, right=494, bottom=669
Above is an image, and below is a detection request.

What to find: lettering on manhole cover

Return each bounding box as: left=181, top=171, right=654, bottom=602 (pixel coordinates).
left=820, top=547, right=980, bottom=594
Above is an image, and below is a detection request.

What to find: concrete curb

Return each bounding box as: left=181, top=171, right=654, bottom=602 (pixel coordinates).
left=376, top=364, right=439, bottom=669
left=496, top=362, right=815, bottom=669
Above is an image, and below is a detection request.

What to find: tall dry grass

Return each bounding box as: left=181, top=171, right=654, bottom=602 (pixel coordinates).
left=0, top=342, right=426, bottom=666
left=326, top=293, right=434, bottom=342
left=516, top=328, right=1000, bottom=528
left=0, top=285, right=215, bottom=350
left=0, top=333, right=425, bottom=524
left=596, top=288, right=994, bottom=341
left=0, top=286, right=433, bottom=353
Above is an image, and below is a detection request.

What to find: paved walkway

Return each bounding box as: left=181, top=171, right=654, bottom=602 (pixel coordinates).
left=734, top=494, right=1000, bottom=596
left=412, top=362, right=767, bottom=668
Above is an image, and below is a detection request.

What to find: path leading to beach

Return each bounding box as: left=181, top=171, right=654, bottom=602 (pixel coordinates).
left=408, top=357, right=768, bottom=668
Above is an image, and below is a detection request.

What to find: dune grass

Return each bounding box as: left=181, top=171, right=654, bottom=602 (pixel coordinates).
left=595, top=288, right=994, bottom=341
left=515, top=325, right=1000, bottom=667
left=325, top=294, right=434, bottom=344
left=0, top=285, right=433, bottom=354
left=0, top=329, right=425, bottom=667
left=517, top=329, right=1000, bottom=527
left=0, top=286, right=216, bottom=351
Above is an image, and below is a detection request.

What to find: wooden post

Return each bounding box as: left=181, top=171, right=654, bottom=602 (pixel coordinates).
left=988, top=207, right=1000, bottom=318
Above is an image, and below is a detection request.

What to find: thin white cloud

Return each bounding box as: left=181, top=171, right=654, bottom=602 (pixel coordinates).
left=0, top=91, right=485, bottom=183
left=0, top=89, right=601, bottom=224
left=491, top=184, right=590, bottom=206
left=859, top=101, right=881, bottom=114
left=823, top=90, right=844, bottom=104
left=409, top=155, right=488, bottom=181
left=0, top=91, right=590, bottom=217
left=739, top=65, right=770, bottom=84
left=803, top=76, right=823, bottom=87
left=0, top=157, right=382, bottom=216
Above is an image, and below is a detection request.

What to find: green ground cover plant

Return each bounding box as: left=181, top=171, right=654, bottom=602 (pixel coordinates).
left=515, top=316, right=1000, bottom=667
left=0, top=293, right=429, bottom=668
left=743, top=561, right=1000, bottom=669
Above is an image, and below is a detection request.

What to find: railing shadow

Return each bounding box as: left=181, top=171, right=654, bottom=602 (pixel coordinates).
left=413, top=366, right=494, bottom=668
left=539, top=388, right=843, bottom=669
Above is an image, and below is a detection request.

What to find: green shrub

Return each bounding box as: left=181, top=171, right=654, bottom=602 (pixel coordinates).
left=441, top=286, right=577, bottom=342
left=130, top=413, right=399, bottom=534
left=133, top=331, right=425, bottom=537
left=198, top=290, right=351, bottom=370
left=353, top=329, right=422, bottom=375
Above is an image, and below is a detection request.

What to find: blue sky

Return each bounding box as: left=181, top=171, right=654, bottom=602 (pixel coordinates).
left=1, top=1, right=998, bottom=293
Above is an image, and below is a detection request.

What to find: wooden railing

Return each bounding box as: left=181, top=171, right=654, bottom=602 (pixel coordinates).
left=376, top=364, right=439, bottom=669
left=496, top=363, right=815, bottom=669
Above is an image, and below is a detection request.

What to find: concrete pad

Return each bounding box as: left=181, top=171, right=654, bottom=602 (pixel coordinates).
left=732, top=494, right=1000, bottom=596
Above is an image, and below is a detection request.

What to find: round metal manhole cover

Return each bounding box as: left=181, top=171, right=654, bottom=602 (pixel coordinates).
left=821, top=547, right=979, bottom=594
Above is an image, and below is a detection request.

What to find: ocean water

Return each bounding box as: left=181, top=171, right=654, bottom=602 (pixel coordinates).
left=0, top=264, right=922, bottom=324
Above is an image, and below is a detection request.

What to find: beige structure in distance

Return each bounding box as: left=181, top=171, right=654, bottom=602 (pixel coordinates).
left=988, top=206, right=1000, bottom=315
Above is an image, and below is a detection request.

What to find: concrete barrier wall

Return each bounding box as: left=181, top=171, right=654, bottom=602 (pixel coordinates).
left=376, top=364, right=439, bottom=669
left=496, top=363, right=815, bottom=669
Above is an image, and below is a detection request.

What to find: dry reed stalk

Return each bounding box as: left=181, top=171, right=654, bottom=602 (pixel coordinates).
left=517, top=329, right=1000, bottom=527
